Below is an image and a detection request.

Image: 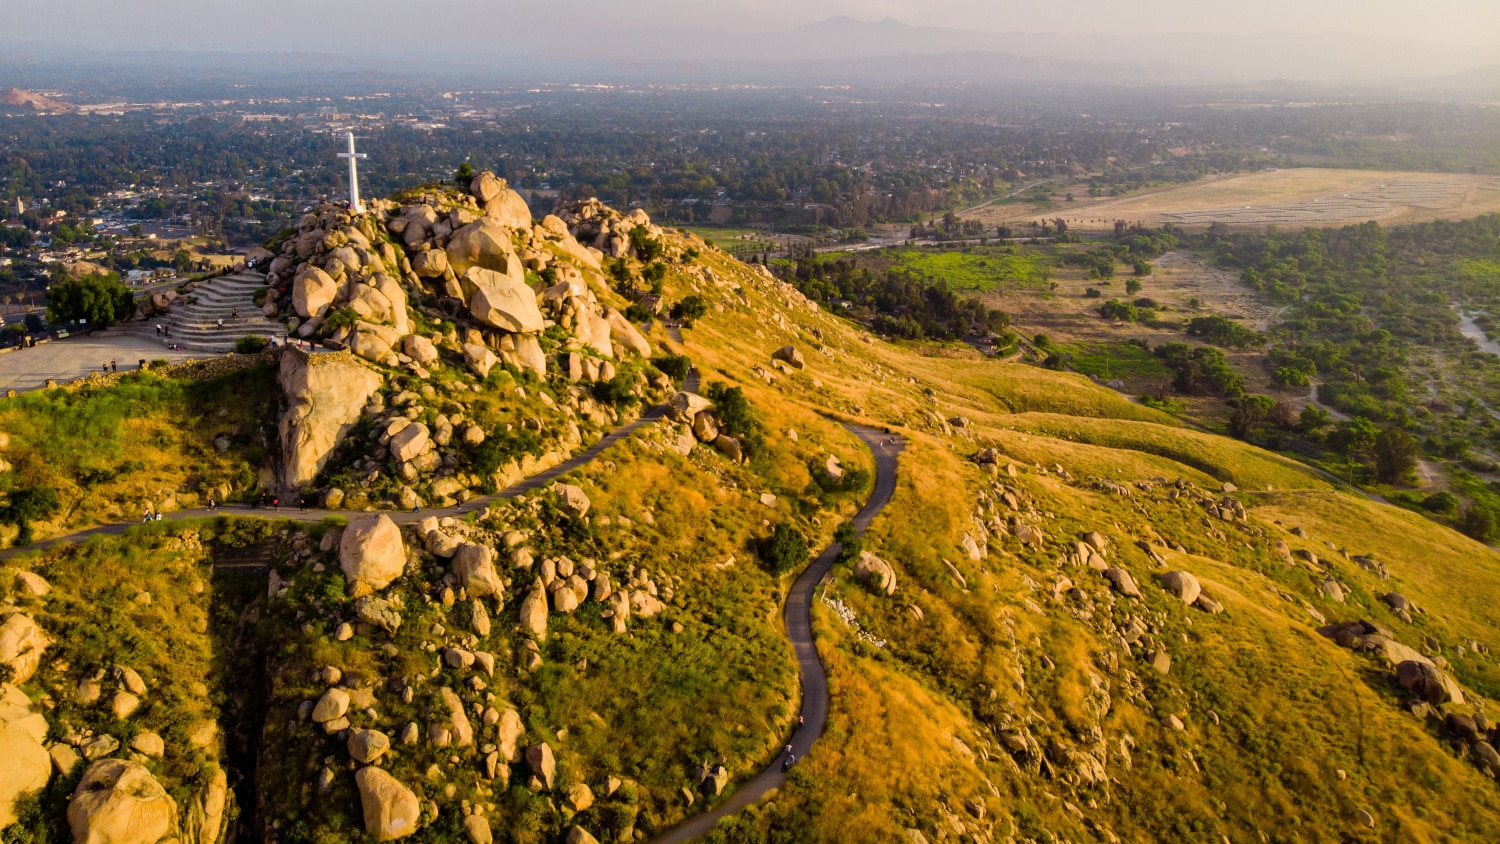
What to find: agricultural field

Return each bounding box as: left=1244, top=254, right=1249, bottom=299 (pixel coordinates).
left=968, top=168, right=1500, bottom=231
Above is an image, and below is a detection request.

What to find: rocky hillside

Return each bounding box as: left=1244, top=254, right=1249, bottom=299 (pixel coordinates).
left=3, top=175, right=1500, bottom=844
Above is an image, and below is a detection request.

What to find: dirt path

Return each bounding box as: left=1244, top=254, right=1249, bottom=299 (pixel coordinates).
left=648, top=424, right=904, bottom=843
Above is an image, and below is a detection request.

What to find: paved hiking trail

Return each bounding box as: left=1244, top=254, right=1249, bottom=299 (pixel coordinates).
left=650, top=424, right=904, bottom=843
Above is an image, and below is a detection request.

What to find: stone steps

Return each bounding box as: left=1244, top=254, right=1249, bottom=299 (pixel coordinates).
left=114, top=272, right=287, bottom=353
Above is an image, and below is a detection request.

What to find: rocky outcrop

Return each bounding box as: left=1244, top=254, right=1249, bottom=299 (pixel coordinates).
left=464, top=267, right=545, bottom=333
left=1160, top=571, right=1201, bottom=605
left=854, top=551, right=897, bottom=595
left=354, top=767, right=421, bottom=841
left=0, top=683, right=49, bottom=829
left=340, top=514, right=407, bottom=597
left=277, top=349, right=382, bottom=490
left=0, top=613, right=47, bottom=684
left=180, top=766, right=229, bottom=844
left=67, top=759, right=179, bottom=844
left=452, top=543, right=503, bottom=598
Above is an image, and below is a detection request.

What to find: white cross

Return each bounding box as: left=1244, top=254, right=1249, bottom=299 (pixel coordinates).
left=337, top=131, right=367, bottom=213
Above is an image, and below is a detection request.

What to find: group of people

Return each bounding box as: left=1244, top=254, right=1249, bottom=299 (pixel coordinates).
left=781, top=714, right=806, bottom=771
left=98, top=360, right=118, bottom=373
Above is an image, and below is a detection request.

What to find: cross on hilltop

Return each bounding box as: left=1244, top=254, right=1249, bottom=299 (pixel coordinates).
left=337, top=131, right=367, bottom=213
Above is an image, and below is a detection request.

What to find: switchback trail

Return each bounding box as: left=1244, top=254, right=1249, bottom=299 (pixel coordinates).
left=0, top=370, right=699, bottom=562
left=650, top=423, right=904, bottom=844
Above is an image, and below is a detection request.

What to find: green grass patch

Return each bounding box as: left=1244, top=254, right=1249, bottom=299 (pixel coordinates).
left=1060, top=341, right=1172, bottom=381
left=889, top=248, right=1052, bottom=293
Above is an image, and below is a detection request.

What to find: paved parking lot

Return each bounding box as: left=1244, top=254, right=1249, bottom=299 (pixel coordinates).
left=0, top=333, right=200, bottom=393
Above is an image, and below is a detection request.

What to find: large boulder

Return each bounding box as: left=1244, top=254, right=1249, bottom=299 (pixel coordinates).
left=669, top=392, right=711, bottom=420
left=348, top=729, right=391, bottom=764
left=350, top=321, right=402, bottom=365
left=1102, top=567, right=1141, bottom=598
left=525, top=743, right=556, bottom=790
left=410, top=248, right=448, bottom=278
left=447, top=222, right=525, bottom=280
left=496, top=709, right=524, bottom=762
left=464, top=344, right=499, bottom=379
left=376, top=275, right=411, bottom=337
left=0, top=614, right=48, bottom=684
left=0, top=684, right=49, bottom=829
left=1396, top=660, right=1464, bottom=705
left=465, top=267, right=544, bottom=333
left=354, top=767, right=421, bottom=841
left=486, top=189, right=534, bottom=230
left=277, top=350, right=382, bottom=490
left=440, top=687, right=474, bottom=748
left=519, top=585, right=548, bottom=641
left=452, top=543, right=503, bottom=599
left=1160, top=571, right=1201, bottom=605
left=388, top=423, right=431, bottom=463
left=605, top=309, right=652, bottom=357
left=179, top=765, right=228, bottom=844
left=67, top=759, right=178, bottom=844
left=556, top=484, right=591, bottom=518
left=772, top=345, right=806, bottom=369
left=854, top=551, right=897, bottom=596
left=339, top=514, right=407, bottom=597
left=470, top=171, right=507, bottom=206
left=292, top=266, right=339, bottom=319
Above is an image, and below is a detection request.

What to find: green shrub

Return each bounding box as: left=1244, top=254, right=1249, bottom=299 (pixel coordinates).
left=703, top=382, right=764, bottom=456
left=1422, top=491, right=1461, bottom=515
left=670, top=295, right=708, bottom=324
left=234, top=335, right=270, bottom=354
left=652, top=354, right=692, bottom=383
left=834, top=520, right=862, bottom=564
left=759, top=523, right=809, bottom=574
left=623, top=303, right=654, bottom=324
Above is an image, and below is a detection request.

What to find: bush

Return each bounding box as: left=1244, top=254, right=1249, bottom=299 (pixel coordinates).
left=592, top=373, right=641, bottom=408
left=234, top=335, right=270, bottom=354
left=623, top=303, right=654, bottom=324
left=1422, top=491, right=1461, bottom=515
left=2, top=485, right=59, bottom=546
left=833, top=520, right=862, bottom=564
left=670, top=295, right=708, bottom=324
left=1097, top=299, right=1138, bottom=321
left=651, top=354, right=692, bottom=383
left=759, top=523, right=809, bottom=574
left=703, top=382, right=764, bottom=456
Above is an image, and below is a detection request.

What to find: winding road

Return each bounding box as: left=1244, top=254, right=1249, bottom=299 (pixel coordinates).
left=650, top=424, right=904, bottom=843
left=0, top=370, right=700, bottom=562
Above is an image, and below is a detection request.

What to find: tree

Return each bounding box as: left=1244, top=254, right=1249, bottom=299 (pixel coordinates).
left=46, top=273, right=134, bottom=329
left=1298, top=405, right=1332, bottom=435
left=759, top=523, right=808, bottom=574
left=1125, top=278, right=1142, bottom=295
left=1329, top=417, right=1378, bottom=458
left=128, top=223, right=143, bottom=238
left=1230, top=395, right=1275, bottom=439
left=2, top=485, right=59, bottom=546
left=1373, top=426, right=1418, bottom=485
left=1463, top=505, right=1497, bottom=543
left=172, top=249, right=193, bottom=273
left=454, top=161, right=475, bottom=187
left=1097, top=299, right=1138, bottom=322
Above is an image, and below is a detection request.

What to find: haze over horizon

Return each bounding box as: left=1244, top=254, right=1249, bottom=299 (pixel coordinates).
left=3, top=1, right=1499, bottom=86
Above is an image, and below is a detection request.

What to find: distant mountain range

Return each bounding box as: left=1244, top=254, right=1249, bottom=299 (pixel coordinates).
left=558, top=17, right=1500, bottom=86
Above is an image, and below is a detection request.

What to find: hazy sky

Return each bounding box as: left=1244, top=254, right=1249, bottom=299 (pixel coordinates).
left=6, top=0, right=1499, bottom=50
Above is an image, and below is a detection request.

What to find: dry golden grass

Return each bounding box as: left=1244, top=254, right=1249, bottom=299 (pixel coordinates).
left=972, top=169, right=1500, bottom=231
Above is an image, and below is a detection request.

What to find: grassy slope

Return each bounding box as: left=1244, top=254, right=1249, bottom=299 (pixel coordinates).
left=665, top=236, right=1500, bottom=842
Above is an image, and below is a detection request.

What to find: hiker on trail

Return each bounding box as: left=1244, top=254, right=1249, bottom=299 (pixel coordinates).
left=272, top=497, right=280, bottom=511
left=110, top=360, right=117, bottom=372
left=207, top=497, right=216, bottom=511
left=142, top=509, right=153, bottom=523
left=782, top=753, right=795, bottom=772
left=217, top=318, right=224, bottom=328
left=785, top=744, right=792, bottom=755
left=154, top=513, right=162, bottom=521
left=231, top=309, right=238, bottom=320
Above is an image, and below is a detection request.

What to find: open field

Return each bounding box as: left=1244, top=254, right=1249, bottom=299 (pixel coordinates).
left=968, top=168, right=1500, bottom=231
